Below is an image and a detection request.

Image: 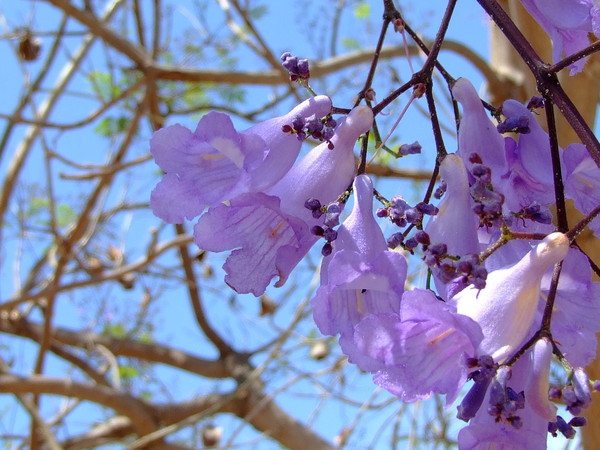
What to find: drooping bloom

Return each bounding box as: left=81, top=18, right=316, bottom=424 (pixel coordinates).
left=563, top=142, right=600, bottom=237
left=452, top=232, right=570, bottom=363
left=527, top=338, right=558, bottom=422
left=311, top=176, right=482, bottom=402
left=518, top=0, right=599, bottom=74
left=538, top=246, right=600, bottom=366
left=452, top=78, right=507, bottom=182
left=424, top=154, right=480, bottom=298
left=458, top=354, right=550, bottom=449
left=194, top=106, right=374, bottom=296
left=352, top=289, right=483, bottom=403
left=150, top=95, right=332, bottom=223
left=310, top=174, right=408, bottom=362
left=499, top=99, right=556, bottom=211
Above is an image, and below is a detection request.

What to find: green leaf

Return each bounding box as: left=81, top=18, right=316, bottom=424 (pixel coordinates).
left=56, top=204, right=77, bottom=228
left=104, top=322, right=127, bottom=338
left=341, top=38, right=360, bottom=51
left=94, top=116, right=130, bottom=137
left=28, top=197, right=49, bottom=217
left=119, top=365, right=139, bottom=380
left=354, top=2, right=370, bottom=19
left=95, top=117, right=113, bottom=137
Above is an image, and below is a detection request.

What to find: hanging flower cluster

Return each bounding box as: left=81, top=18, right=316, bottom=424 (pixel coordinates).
left=150, top=1, right=600, bottom=444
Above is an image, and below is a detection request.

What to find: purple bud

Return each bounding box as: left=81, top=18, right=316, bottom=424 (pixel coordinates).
left=549, top=387, right=562, bottom=400
left=305, top=115, right=323, bottom=133
left=376, top=208, right=389, bottom=218
left=573, top=368, right=592, bottom=408
left=304, top=198, right=321, bottom=211
left=321, top=241, right=332, bottom=256
left=297, top=59, right=310, bottom=78
left=405, top=237, right=418, bottom=249
left=555, top=415, right=576, bottom=439
left=324, top=203, right=342, bottom=227
left=399, top=141, right=422, bottom=156
left=469, top=153, right=483, bottom=164
left=292, top=116, right=305, bottom=131
left=428, top=243, right=447, bottom=256
left=311, top=225, right=324, bottom=236
left=416, top=202, right=439, bottom=216
left=457, top=377, right=492, bottom=422
left=387, top=232, right=404, bottom=249
left=414, top=230, right=430, bottom=245
left=570, top=416, right=587, bottom=427
left=526, top=96, right=544, bottom=109
left=489, top=366, right=511, bottom=406
left=434, top=181, right=447, bottom=199
left=323, top=228, right=338, bottom=241
left=282, top=55, right=299, bottom=73
left=322, top=127, right=334, bottom=140
left=457, top=260, right=473, bottom=274
left=405, top=208, right=422, bottom=224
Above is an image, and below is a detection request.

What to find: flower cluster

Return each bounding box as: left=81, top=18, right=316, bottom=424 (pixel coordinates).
left=149, top=56, right=600, bottom=446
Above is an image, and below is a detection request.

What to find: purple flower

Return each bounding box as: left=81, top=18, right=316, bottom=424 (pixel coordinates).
left=425, top=154, right=480, bottom=297
left=310, top=175, right=407, bottom=364
left=563, top=142, right=600, bottom=237
left=539, top=247, right=600, bottom=366
left=499, top=99, right=556, bottom=211
left=519, top=0, right=598, bottom=74
left=452, top=78, right=507, bottom=181
left=352, top=289, right=483, bottom=403
left=194, top=106, right=374, bottom=296
left=458, top=354, right=550, bottom=449
left=527, top=338, right=558, bottom=421
left=398, top=141, right=422, bottom=156
left=150, top=95, right=332, bottom=223
left=452, top=232, right=570, bottom=363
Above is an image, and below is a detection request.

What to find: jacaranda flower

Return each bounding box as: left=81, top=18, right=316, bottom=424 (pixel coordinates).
left=194, top=106, right=374, bottom=296
left=150, top=95, right=332, bottom=223
left=452, top=232, right=570, bottom=363
left=538, top=246, right=600, bottom=366
left=563, top=142, right=600, bottom=237
left=425, top=154, right=480, bottom=298
left=310, top=175, right=408, bottom=369
left=499, top=99, right=556, bottom=211
left=518, top=0, right=599, bottom=74
left=458, top=354, right=550, bottom=449
left=352, top=288, right=483, bottom=403
left=452, top=78, right=507, bottom=182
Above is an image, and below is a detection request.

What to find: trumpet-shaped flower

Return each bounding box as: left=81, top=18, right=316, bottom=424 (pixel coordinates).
left=500, top=99, right=556, bottom=211
left=563, top=142, right=600, bottom=237
left=452, top=232, right=570, bottom=363
left=352, top=289, right=483, bottom=402
left=539, top=247, right=600, bottom=366
left=425, top=154, right=480, bottom=297
left=194, top=106, right=373, bottom=296
left=452, top=78, right=507, bottom=181
left=518, top=0, right=598, bottom=74
left=150, top=95, right=332, bottom=223
left=310, top=175, right=407, bottom=365
left=527, top=338, right=558, bottom=422
left=458, top=354, right=550, bottom=449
